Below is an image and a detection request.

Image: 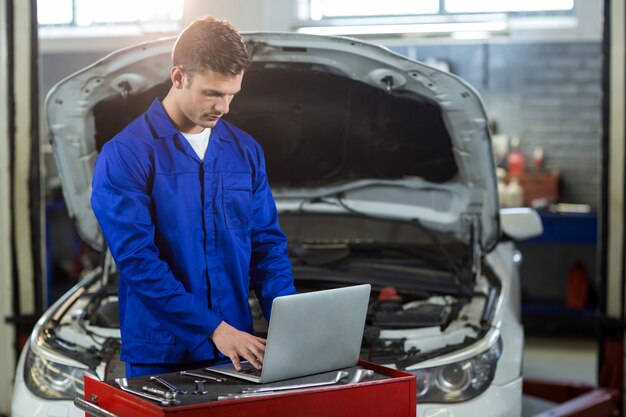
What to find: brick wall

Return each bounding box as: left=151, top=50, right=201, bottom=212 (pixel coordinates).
left=389, top=42, right=602, bottom=208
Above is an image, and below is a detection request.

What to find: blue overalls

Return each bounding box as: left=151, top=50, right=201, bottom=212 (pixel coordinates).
left=91, top=98, right=296, bottom=372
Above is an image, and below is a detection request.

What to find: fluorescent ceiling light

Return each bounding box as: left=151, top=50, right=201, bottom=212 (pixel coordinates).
left=297, top=20, right=508, bottom=36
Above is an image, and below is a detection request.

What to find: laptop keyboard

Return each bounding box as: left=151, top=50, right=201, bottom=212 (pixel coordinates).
left=239, top=366, right=262, bottom=376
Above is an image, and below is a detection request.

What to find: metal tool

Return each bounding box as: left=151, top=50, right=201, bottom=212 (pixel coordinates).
left=180, top=370, right=226, bottom=382
left=115, top=378, right=180, bottom=406
left=348, top=368, right=375, bottom=384
left=217, top=391, right=283, bottom=401
left=193, top=379, right=208, bottom=395
left=241, top=370, right=350, bottom=394
left=150, top=375, right=188, bottom=395
left=218, top=369, right=368, bottom=401
left=142, top=386, right=178, bottom=399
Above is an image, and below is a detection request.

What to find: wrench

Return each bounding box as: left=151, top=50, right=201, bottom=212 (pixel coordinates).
left=150, top=375, right=188, bottom=395
left=142, top=386, right=178, bottom=399
left=115, top=378, right=180, bottom=406
left=241, top=370, right=349, bottom=394
left=218, top=390, right=289, bottom=401
left=180, top=370, right=226, bottom=382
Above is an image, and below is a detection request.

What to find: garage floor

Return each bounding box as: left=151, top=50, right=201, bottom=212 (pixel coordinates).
left=521, top=336, right=598, bottom=416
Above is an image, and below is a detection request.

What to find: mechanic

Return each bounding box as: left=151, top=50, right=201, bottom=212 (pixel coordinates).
left=90, top=16, right=296, bottom=378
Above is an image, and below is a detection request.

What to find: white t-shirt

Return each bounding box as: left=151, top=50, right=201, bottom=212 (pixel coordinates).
left=181, top=128, right=211, bottom=160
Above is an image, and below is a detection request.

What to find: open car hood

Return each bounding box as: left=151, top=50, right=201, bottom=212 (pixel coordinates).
left=46, top=32, right=499, bottom=252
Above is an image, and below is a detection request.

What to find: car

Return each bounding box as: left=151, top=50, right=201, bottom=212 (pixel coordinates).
left=12, top=32, right=542, bottom=417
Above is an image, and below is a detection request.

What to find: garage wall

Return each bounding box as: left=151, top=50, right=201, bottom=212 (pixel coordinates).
left=40, top=0, right=603, bottom=210
left=606, top=0, right=626, bottom=404
left=0, top=0, right=14, bottom=414
left=182, top=0, right=295, bottom=31
left=607, top=0, right=626, bottom=320
left=40, top=40, right=604, bottom=209
left=38, top=3, right=604, bottom=310
left=388, top=41, right=602, bottom=208
left=2, top=0, right=36, bottom=413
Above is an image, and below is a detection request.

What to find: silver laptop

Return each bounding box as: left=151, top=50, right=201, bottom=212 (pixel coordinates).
left=206, top=284, right=371, bottom=383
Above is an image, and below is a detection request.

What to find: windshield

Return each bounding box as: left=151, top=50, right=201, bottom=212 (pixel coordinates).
left=280, top=213, right=473, bottom=295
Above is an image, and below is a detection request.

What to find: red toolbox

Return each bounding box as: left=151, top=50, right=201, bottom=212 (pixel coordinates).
left=78, top=360, right=416, bottom=417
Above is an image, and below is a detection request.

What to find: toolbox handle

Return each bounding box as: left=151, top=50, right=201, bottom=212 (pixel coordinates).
left=74, top=397, right=120, bottom=417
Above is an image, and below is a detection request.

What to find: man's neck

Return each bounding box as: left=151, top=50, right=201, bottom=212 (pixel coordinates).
left=161, top=91, right=201, bottom=133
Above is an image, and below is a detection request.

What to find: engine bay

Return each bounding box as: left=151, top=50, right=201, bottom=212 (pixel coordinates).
left=42, top=213, right=499, bottom=381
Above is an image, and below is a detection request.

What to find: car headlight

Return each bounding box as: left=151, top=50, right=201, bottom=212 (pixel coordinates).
left=408, top=339, right=502, bottom=403
left=23, top=345, right=96, bottom=400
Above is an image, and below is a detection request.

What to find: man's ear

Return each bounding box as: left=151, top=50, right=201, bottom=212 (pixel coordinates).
left=171, top=66, right=184, bottom=89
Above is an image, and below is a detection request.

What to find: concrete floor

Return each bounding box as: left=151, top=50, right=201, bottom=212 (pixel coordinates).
left=522, top=336, right=598, bottom=416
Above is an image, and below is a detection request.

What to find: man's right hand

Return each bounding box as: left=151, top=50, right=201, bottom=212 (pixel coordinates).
left=210, top=321, right=266, bottom=371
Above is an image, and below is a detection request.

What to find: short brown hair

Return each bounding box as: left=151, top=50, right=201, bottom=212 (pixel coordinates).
left=172, top=16, right=251, bottom=77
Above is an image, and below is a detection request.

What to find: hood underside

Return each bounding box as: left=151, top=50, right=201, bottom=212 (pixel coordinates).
left=45, top=32, right=499, bottom=252
left=94, top=61, right=457, bottom=185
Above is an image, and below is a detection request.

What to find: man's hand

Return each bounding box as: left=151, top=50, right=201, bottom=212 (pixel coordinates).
left=210, top=321, right=266, bottom=371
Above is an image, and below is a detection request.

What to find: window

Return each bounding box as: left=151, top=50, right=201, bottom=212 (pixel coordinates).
left=297, top=0, right=578, bottom=37
left=302, top=0, right=574, bottom=20
left=37, top=0, right=183, bottom=27
left=308, top=0, right=439, bottom=20
left=38, top=0, right=73, bottom=25
left=445, top=0, right=574, bottom=14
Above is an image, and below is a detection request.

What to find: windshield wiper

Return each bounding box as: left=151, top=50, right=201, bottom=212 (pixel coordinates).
left=293, top=265, right=465, bottom=297
left=291, top=241, right=449, bottom=271
left=285, top=192, right=474, bottom=293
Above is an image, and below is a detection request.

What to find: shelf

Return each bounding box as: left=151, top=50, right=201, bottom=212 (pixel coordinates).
left=522, top=304, right=602, bottom=338
left=521, top=211, right=597, bottom=244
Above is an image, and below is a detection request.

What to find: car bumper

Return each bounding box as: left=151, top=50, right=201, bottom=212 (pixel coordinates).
left=418, top=376, right=522, bottom=417
left=11, top=384, right=80, bottom=417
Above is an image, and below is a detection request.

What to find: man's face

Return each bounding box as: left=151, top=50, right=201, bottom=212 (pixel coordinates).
left=174, top=67, right=243, bottom=132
